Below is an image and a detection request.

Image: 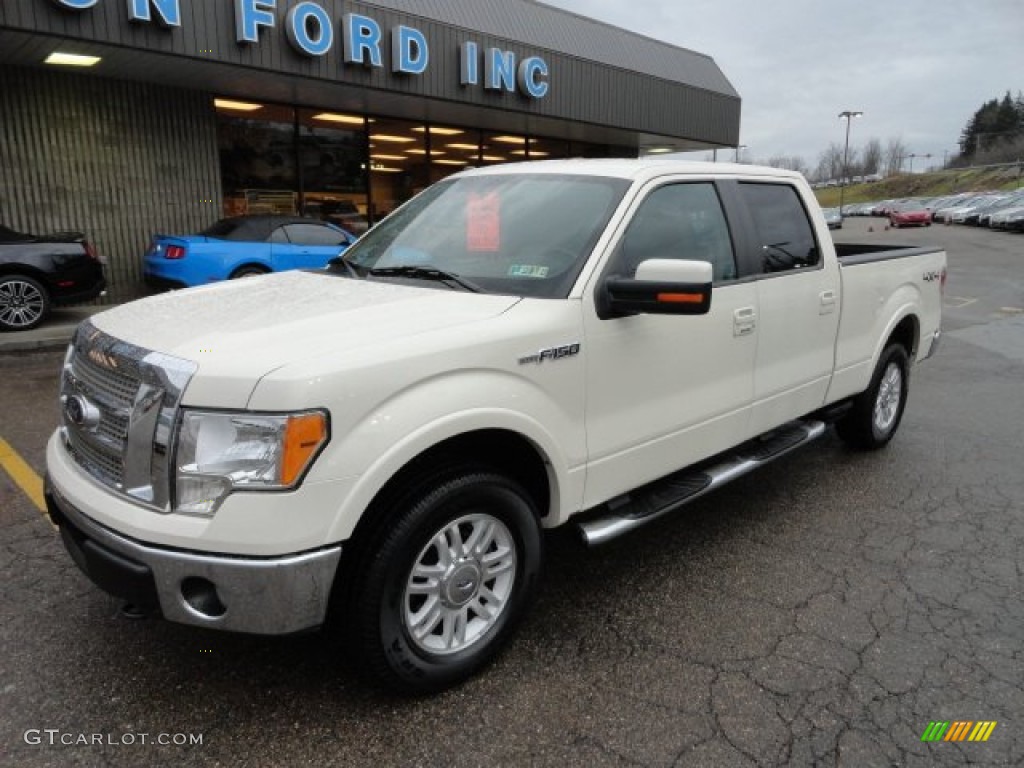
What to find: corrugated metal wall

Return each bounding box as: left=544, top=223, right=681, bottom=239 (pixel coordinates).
left=0, top=66, right=221, bottom=302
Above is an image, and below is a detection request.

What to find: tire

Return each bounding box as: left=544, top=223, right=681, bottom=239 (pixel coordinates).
left=230, top=265, right=269, bottom=279
left=344, top=468, right=543, bottom=694
left=0, top=275, right=51, bottom=332
left=836, top=344, right=910, bottom=450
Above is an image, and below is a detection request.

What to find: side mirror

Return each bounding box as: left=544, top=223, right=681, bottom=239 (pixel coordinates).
left=597, top=259, right=713, bottom=319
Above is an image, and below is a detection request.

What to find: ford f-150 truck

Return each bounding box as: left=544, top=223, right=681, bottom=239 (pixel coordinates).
left=45, top=160, right=945, bottom=693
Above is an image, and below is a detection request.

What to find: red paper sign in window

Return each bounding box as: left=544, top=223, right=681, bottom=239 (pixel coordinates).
left=466, top=191, right=501, bottom=252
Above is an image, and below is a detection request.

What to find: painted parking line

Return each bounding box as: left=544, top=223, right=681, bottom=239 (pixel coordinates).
left=944, top=296, right=977, bottom=309
left=0, top=436, right=55, bottom=530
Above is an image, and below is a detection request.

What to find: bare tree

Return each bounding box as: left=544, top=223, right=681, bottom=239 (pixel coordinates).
left=842, top=148, right=860, bottom=182
left=817, top=143, right=845, bottom=181
left=766, top=154, right=809, bottom=175
left=885, top=137, right=908, bottom=176
left=861, top=138, right=883, bottom=175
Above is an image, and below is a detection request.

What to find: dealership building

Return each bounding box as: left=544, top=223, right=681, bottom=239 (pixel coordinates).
left=0, top=0, right=740, bottom=301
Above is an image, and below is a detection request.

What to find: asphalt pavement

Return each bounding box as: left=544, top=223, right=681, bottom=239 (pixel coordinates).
left=1, top=218, right=1022, bottom=767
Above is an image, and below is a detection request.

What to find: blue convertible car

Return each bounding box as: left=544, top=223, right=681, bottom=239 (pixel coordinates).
left=143, top=215, right=356, bottom=290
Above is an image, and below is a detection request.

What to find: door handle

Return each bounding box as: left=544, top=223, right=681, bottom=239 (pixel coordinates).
left=733, top=307, right=756, bottom=336
left=819, top=290, right=837, bottom=315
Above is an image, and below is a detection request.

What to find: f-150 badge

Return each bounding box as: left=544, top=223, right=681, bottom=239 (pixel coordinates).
left=519, top=343, right=581, bottom=365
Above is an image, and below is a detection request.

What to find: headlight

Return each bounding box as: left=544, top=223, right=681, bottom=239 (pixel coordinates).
left=173, top=410, right=328, bottom=517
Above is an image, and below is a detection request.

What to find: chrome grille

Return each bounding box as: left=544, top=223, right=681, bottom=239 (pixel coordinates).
left=62, top=347, right=139, bottom=489
left=65, top=425, right=124, bottom=488
left=59, top=320, right=198, bottom=511
left=70, top=349, right=138, bottom=407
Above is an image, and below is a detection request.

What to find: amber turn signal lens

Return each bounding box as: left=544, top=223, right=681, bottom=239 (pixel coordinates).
left=656, top=292, right=703, bottom=304
left=281, top=412, right=328, bottom=486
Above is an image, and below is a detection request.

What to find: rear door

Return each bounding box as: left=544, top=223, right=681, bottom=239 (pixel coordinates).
left=732, top=181, right=841, bottom=435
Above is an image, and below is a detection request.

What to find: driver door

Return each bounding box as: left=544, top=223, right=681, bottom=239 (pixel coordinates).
left=582, top=180, right=758, bottom=508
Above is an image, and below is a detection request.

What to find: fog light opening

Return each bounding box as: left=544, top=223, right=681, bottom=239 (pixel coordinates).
left=181, top=577, right=227, bottom=618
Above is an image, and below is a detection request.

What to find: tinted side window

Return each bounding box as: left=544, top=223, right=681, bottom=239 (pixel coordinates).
left=738, top=183, right=819, bottom=273
left=610, top=183, right=737, bottom=282
left=268, top=226, right=290, bottom=244
left=282, top=223, right=347, bottom=246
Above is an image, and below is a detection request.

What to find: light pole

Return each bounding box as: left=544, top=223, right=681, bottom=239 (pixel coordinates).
left=734, top=144, right=747, bottom=163
left=838, top=110, right=863, bottom=216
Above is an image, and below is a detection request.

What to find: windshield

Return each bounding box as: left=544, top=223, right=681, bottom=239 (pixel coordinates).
left=335, top=173, right=631, bottom=298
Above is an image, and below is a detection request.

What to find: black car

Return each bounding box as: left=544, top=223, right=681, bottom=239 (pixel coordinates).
left=0, top=225, right=106, bottom=331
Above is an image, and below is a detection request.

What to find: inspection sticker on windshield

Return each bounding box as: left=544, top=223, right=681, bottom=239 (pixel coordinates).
left=508, top=265, right=549, bottom=278
left=466, top=191, right=501, bottom=252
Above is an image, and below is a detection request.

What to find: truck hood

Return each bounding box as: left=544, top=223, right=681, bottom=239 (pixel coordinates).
left=90, top=271, right=521, bottom=406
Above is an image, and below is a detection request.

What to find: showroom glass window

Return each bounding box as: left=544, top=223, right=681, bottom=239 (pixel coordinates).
left=298, top=109, right=369, bottom=234
left=217, top=102, right=299, bottom=217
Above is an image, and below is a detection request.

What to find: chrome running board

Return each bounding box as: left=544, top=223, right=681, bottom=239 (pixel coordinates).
left=576, top=419, right=827, bottom=546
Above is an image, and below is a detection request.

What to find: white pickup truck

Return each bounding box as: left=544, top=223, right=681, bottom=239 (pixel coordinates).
left=45, top=160, right=945, bottom=692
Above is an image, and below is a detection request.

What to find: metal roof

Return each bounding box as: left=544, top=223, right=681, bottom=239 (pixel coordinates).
left=364, top=0, right=739, bottom=97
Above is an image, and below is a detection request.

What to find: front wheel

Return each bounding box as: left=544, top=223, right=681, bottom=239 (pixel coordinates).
left=836, top=344, right=910, bottom=450
left=345, top=469, right=543, bottom=693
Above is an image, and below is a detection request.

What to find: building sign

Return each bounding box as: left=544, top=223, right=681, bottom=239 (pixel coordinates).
left=48, top=0, right=550, bottom=99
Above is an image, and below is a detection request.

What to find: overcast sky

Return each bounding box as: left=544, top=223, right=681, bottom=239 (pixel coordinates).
left=543, top=0, right=1023, bottom=168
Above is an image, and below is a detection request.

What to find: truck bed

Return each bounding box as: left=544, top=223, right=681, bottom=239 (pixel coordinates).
left=834, top=242, right=942, bottom=265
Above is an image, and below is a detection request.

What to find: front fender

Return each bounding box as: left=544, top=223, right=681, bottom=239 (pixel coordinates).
left=326, top=408, right=582, bottom=543
left=305, top=369, right=586, bottom=542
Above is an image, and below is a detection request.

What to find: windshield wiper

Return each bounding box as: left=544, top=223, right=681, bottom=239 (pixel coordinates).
left=368, top=265, right=483, bottom=293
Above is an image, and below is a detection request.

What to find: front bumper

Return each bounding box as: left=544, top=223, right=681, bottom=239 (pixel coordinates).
left=46, top=478, right=342, bottom=635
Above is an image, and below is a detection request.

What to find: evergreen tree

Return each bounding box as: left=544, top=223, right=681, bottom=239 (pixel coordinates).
left=959, top=92, right=1024, bottom=157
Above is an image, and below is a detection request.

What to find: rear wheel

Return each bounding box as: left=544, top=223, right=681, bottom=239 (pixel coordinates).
left=344, top=469, right=543, bottom=694
left=0, top=275, right=50, bottom=331
left=836, top=344, right=910, bottom=450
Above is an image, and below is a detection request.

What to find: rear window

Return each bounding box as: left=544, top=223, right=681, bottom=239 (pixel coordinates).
left=738, top=183, right=820, bottom=274
left=200, top=219, right=246, bottom=240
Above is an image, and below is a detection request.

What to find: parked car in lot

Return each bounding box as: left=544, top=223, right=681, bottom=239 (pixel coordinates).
left=822, top=207, right=843, bottom=229
left=989, top=203, right=1024, bottom=232
left=977, top=192, right=1024, bottom=227
left=933, top=194, right=993, bottom=224
left=143, top=216, right=357, bottom=290
left=889, top=201, right=932, bottom=228
left=0, top=225, right=105, bottom=331
left=872, top=199, right=901, bottom=217
left=952, top=195, right=1008, bottom=225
